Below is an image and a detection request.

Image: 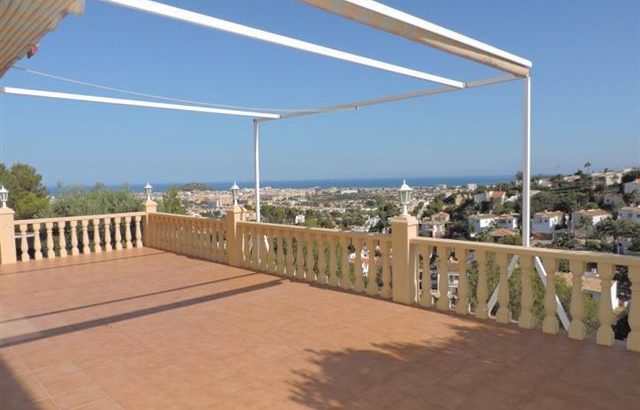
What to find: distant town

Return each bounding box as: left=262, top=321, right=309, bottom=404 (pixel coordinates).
left=140, top=166, right=640, bottom=256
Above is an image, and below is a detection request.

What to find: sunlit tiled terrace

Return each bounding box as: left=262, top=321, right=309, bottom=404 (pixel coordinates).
left=1, top=248, right=638, bottom=410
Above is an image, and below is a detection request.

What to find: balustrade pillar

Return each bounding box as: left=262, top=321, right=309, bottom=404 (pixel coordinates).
left=225, top=206, right=245, bottom=267
left=0, top=206, right=16, bottom=264
left=389, top=215, right=419, bottom=305
left=114, top=217, right=123, bottom=250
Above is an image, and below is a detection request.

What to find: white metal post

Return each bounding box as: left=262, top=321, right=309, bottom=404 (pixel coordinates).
left=253, top=119, right=261, bottom=223
left=522, top=76, right=531, bottom=247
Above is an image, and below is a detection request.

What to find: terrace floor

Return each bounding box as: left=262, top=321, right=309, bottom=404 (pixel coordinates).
left=1, top=249, right=638, bottom=410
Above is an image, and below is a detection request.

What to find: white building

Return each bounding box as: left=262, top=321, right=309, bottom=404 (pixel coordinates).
left=495, top=214, right=518, bottom=230
left=473, top=191, right=506, bottom=205
left=619, top=207, right=640, bottom=225
left=420, top=221, right=447, bottom=238
left=571, top=209, right=611, bottom=238
left=532, top=211, right=564, bottom=239
left=623, top=178, right=640, bottom=194
left=591, top=171, right=623, bottom=187
left=294, top=214, right=306, bottom=225
left=468, top=214, right=497, bottom=234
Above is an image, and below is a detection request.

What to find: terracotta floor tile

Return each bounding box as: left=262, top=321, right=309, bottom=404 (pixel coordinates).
left=1, top=249, right=638, bottom=410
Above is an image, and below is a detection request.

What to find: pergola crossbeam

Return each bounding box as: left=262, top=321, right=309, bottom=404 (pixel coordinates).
left=264, top=74, right=518, bottom=121
left=99, top=0, right=464, bottom=88
left=0, top=86, right=281, bottom=118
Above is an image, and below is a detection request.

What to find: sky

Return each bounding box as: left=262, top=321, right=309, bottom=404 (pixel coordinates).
left=0, top=0, right=638, bottom=186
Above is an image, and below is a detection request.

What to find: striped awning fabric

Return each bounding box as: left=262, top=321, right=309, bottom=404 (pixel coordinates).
left=0, top=0, right=84, bottom=77
left=300, top=0, right=532, bottom=77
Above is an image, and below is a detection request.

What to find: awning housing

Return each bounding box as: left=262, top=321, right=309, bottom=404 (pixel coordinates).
left=300, top=0, right=532, bottom=77
left=0, top=0, right=84, bottom=77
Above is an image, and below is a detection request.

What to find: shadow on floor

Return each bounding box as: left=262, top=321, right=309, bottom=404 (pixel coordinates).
left=1, top=272, right=260, bottom=324
left=285, top=321, right=640, bottom=410
left=0, top=249, right=168, bottom=276
left=0, top=278, right=283, bottom=348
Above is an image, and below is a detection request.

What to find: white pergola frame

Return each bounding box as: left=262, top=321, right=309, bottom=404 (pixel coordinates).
left=4, top=0, right=569, bottom=326
left=1, top=0, right=533, bottom=247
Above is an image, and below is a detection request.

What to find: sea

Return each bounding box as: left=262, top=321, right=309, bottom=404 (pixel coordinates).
left=47, top=175, right=513, bottom=195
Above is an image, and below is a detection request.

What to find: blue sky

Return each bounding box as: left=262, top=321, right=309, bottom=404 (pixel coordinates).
left=0, top=0, right=638, bottom=186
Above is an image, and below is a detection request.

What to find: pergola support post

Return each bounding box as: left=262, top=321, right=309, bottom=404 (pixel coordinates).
left=253, top=119, right=261, bottom=223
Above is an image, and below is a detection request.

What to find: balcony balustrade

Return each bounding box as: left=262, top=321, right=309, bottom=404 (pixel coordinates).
left=0, top=203, right=638, bottom=353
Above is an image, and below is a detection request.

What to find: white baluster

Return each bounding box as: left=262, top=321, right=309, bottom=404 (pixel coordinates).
left=45, top=222, right=55, bottom=259
left=104, top=217, right=113, bottom=251
left=124, top=216, right=133, bottom=249
left=365, top=238, right=378, bottom=295
left=19, top=224, right=29, bottom=261
left=114, top=217, right=123, bottom=250
left=57, top=221, right=68, bottom=258
left=542, top=257, right=559, bottom=335
left=380, top=240, right=392, bottom=299
left=627, top=264, right=640, bottom=352
left=33, top=223, right=43, bottom=260
left=595, top=263, right=614, bottom=346
left=70, top=220, right=79, bottom=256
left=341, top=236, right=351, bottom=291
left=353, top=238, right=364, bottom=292
left=93, top=218, right=102, bottom=253
left=455, top=247, right=469, bottom=315
left=518, top=255, right=535, bottom=329
left=80, top=219, right=90, bottom=254
left=437, top=246, right=450, bottom=311
left=496, top=252, right=511, bottom=324
left=568, top=259, right=586, bottom=340
left=475, top=250, right=489, bottom=319
left=328, top=236, right=339, bottom=287
left=135, top=215, right=143, bottom=248
left=419, top=244, right=433, bottom=307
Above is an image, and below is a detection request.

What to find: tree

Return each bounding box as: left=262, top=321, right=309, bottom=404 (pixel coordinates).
left=584, top=161, right=592, bottom=174
left=158, top=186, right=186, bottom=214
left=0, top=162, right=50, bottom=219
left=622, top=168, right=640, bottom=183
left=49, top=184, right=141, bottom=216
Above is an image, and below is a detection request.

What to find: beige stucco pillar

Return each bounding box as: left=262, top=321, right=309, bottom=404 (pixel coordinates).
left=225, top=206, right=245, bottom=267
left=143, top=200, right=157, bottom=246
left=0, top=207, right=17, bottom=265
left=390, top=215, right=419, bottom=305
left=627, top=265, right=640, bottom=352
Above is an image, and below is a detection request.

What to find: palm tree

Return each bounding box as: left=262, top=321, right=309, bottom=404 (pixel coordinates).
left=584, top=161, right=592, bottom=174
